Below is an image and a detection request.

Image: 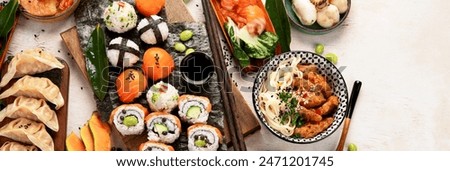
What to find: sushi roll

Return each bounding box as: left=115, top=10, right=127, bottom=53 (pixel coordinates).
left=103, top=1, right=138, bottom=33
left=107, top=37, right=140, bottom=68
left=145, top=112, right=181, bottom=144
left=137, top=15, right=169, bottom=45
left=146, top=81, right=179, bottom=112
left=109, top=104, right=149, bottom=136
left=116, top=69, right=148, bottom=103
left=187, top=124, right=223, bottom=151
left=178, top=95, right=212, bottom=124
left=139, top=141, right=174, bottom=151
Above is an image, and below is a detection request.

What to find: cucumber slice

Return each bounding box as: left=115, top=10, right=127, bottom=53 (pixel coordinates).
left=186, top=106, right=201, bottom=119
left=154, top=123, right=168, bottom=135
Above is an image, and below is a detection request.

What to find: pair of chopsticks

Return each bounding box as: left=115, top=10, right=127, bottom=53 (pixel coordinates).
left=202, top=0, right=247, bottom=151
left=336, top=80, right=362, bottom=151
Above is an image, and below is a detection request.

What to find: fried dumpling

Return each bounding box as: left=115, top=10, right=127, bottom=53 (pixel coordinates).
left=0, top=76, right=64, bottom=110
left=0, top=48, right=64, bottom=87
left=0, top=141, right=38, bottom=151
left=0, top=96, right=59, bottom=132
left=0, top=118, right=54, bottom=151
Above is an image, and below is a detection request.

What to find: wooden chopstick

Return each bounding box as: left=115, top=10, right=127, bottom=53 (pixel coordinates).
left=336, top=80, right=362, bottom=151
left=202, top=0, right=247, bottom=151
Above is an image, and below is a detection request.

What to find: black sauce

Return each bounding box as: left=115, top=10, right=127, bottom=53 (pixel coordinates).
left=180, top=52, right=214, bottom=83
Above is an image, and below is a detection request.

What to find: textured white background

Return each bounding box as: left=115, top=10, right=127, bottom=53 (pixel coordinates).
left=4, top=0, right=450, bottom=150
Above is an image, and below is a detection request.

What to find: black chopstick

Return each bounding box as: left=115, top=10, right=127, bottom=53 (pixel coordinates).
left=336, top=80, right=362, bottom=151
left=202, top=0, right=246, bottom=151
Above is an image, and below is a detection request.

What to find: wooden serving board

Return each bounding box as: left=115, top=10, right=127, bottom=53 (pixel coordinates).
left=60, top=0, right=260, bottom=140
left=0, top=59, right=70, bottom=151
left=61, top=26, right=259, bottom=143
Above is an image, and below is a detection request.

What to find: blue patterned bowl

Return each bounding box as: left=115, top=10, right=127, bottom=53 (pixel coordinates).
left=252, top=51, right=348, bottom=144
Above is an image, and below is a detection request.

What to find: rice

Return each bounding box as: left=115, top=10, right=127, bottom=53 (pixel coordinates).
left=103, top=1, right=137, bottom=33
left=137, top=15, right=169, bottom=45
left=107, top=37, right=140, bottom=67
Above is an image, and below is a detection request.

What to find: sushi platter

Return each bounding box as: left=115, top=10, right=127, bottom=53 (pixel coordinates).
left=58, top=0, right=248, bottom=151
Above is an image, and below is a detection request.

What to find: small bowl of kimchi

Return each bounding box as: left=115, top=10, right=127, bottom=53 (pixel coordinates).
left=210, top=0, right=281, bottom=73
left=253, top=51, right=349, bottom=144
left=20, top=0, right=80, bottom=22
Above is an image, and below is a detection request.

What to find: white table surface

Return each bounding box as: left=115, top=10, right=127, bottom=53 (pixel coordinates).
left=5, top=0, right=450, bottom=150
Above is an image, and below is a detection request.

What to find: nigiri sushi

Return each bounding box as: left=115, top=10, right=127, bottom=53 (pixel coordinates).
left=146, top=81, right=179, bottom=112
left=139, top=141, right=174, bottom=151
left=103, top=1, right=138, bottom=33
left=178, top=95, right=212, bottom=124
left=107, top=37, right=140, bottom=68
left=137, top=15, right=169, bottom=45
left=187, top=124, right=222, bottom=151
left=109, top=104, right=149, bottom=136
left=145, top=112, right=181, bottom=144
left=116, top=69, right=148, bottom=103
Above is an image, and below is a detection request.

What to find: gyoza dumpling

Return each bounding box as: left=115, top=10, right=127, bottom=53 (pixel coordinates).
left=0, top=96, right=58, bottom=131
left=0, top=118, right=54, bottom=151
left=0, top=76, right=64, bottom=110
left=0, top=141, right=38, bottom=151
left=0, top=48, right=64, bottom=87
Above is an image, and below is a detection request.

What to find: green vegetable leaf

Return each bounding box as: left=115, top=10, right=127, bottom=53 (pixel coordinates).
left=85, top=24, right=109, bottom=101
left=265, top=0, right=291, bottom=53
left=225, top=18, right=250, bottom=67
left=0, top=0, right=19, bottom=38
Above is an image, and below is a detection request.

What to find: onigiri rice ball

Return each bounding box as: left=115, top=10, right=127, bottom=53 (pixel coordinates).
left=146, top=81, right=179, bottom=112
left=107, top=37, right=140, bottom=67
left=137, top=15, right=169, bottom=45
left=103, top=1, right=138, bottom=33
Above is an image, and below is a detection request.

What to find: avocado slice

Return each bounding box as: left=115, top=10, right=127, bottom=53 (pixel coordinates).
left=154, top=123, right=168, bottom=135
left=186, top=106, right=201, bottom=119
left=194, top=139, right=207, bottom=147
left=123, top=115, right=138, bottom=127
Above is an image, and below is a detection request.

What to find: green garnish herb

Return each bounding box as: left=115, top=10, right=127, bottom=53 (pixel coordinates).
left=278, top=91, right=303, bottom=127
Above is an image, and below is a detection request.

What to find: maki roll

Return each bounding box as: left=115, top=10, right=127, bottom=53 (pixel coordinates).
left=146, top=81, right=179, bottom=112
left=188, top=124, right=222, bottom=151
left=103, top=1, right=138, bottom=33
left=137, top=15, right=169, bottom=45
left=145, top=112, right=181, bottom=144
left=139, top=141, right=174, bottom=151
left=109, top=104, right=149, bottom=136
left=107, top=37, right=140, bottom=68
left=178, top=95, right=212, bottom=124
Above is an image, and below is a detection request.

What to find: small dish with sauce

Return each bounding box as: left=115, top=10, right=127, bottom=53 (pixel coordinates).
left=180, top=52, right=215, bottom=91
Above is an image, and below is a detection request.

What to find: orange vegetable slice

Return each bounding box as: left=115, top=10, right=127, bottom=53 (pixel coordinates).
left=88, top=112, right=111, bottom=151
left=80, top=123, right=94, bottom=151
left=65, top=132, right=86, bottom=151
